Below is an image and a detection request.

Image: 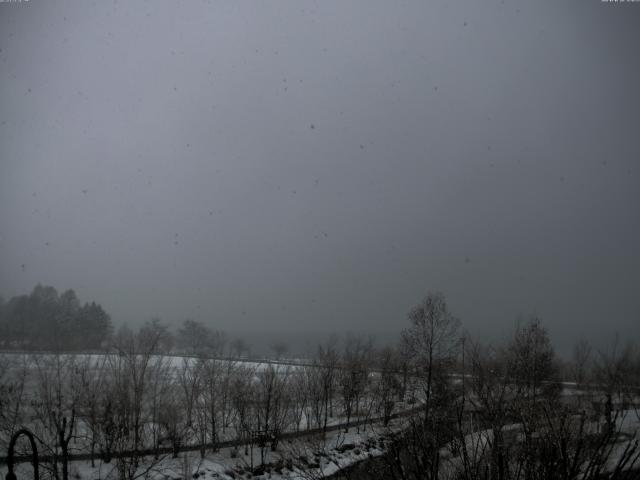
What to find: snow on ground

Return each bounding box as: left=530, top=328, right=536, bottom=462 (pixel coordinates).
left=0, top=421, right=397, bottom=480
left=0, top=351, right=304, bottom=373
left=617, top=408, right=640, bottom=436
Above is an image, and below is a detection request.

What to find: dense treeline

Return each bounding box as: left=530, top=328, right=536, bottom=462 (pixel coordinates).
left=0, top=285, right=112, bottom=351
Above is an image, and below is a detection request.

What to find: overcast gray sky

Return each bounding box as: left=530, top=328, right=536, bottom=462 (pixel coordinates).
left=1, top=0, right=639, bottom=352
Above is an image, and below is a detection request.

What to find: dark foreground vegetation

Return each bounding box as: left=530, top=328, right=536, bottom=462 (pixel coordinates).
left=0, top=286, right=639, bottom=480
left=337, top=295, right=640, bottom=480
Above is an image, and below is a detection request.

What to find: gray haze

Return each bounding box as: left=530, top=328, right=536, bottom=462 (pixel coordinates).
left=1, top=0, right=639, bottom=354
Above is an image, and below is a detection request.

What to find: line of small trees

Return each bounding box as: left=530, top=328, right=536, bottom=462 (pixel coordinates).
left=0, top=319, right=410, bottom=480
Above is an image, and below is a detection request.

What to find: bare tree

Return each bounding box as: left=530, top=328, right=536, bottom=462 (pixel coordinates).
left=289, top=368, right=309, bottom=432
left=381, top=292, right=461, bottom=480
left=147, top=353, right=173, bottom=459
left=198, top=333, right=227, bottom=452
left=177, top=357, right=203, bottom=453
left=305, top=362, right=326, bottom=431
left=571, top=338, right=593, bottom=387
left=0, top=354, right=29, bottom=455
left=254, top=364, right=291, bottom=458
left=594, top=336, right=635, bottom=436
left=271, top=341, right=290, bottom=360
left=339, top=334, right=372, bottom=432
left=508, top=316, right=559, bottom=404
left=402, top=292, right=461, bottom=425
left=374, top=346, right=402, bottom=426
left=316, top=337, right=339, bottom=435
left=231, top=338, right=251, bottom=358
left=158, top=374, right=187, bottom=459
left=177, top=319, right=224, bottom=356
left=220, top=356, right=240, bottom=434
left=30, top=353, right=80, bottom=480
left=463, top=340, right=516, bottom=480
left=105, top=319, right=171, bottom=479
left=230, top=364, right=257, bottom=463
left=76, top=353, right=110, bottom=467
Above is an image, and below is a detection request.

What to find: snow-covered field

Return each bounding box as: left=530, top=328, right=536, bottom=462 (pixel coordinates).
left=0, top=351, right=305, bottom=372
